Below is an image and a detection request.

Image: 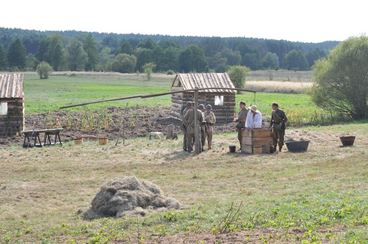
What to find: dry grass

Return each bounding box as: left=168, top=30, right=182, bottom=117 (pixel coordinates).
left=246, top=80, right=313, bottom=94
left=0, top=122, right=367, bottom=243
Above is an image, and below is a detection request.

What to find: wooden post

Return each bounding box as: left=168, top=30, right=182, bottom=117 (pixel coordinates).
left=194, top=88, right=200, bottom=154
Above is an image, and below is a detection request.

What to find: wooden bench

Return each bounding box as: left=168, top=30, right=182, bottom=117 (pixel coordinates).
left=22, top=128, right=63, bottom=148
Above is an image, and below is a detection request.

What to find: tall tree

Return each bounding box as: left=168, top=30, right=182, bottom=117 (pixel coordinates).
left=7, top=39, right=27, bottom=69
left=222, top=48, right=241, bottom=66
left=118, top=40, right=133, bottom=55
left=155, top=46, right=179, bottom=71
left=36, top=38, right=49, bottom=62
left=135, top=48, right=154, bottom=72
left=47, top=36, right=65, bottom=71
left=261, top=52, right=279, bottom=69
left=68, top=39, right=87, bottom=71
left=0, top=45, right=6, bottom=70
left=285, top=49, right=309, bottom=71
left=178, top=45, right=208, bottom=72
left=83, top=34, right=98, bottom=71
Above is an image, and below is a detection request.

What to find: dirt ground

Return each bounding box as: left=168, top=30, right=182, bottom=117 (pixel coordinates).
left=0, top=106, right=235, bottom=145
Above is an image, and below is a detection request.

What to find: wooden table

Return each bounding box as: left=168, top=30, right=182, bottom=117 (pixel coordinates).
left=22, top=128, right=63, bottom=148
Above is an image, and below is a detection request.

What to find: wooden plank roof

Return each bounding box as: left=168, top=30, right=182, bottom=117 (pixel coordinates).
left=0, top=73, right=24, bottom=99
left=172, top=73, right=236, bottom=93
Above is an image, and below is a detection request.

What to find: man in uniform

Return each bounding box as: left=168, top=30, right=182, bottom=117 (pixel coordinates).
left=180, top=102, right=191, bottom=151
left=184, top=102, right=203, bottom=153
left=198, top=104, right=206, bottom=150
left=204, top=104, right=216, bottom=150
left=234, top=101, right=248, bottom=150
left=270, top=102, right=288, bottom=152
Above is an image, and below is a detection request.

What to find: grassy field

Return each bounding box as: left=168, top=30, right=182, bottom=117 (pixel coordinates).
left=24, top=72, right=331, bottom=126
left=1, top=122, right=367, bottom=243
left=24, top=73, right=171, bottom=113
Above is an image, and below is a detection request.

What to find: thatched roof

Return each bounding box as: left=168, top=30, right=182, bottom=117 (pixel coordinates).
left=172, top=73, right=235, bottom=93
left=0, top=73, right=24, bottom=99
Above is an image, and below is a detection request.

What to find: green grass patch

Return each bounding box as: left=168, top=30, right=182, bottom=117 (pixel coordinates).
left=24, top=73, right=343, bottom=126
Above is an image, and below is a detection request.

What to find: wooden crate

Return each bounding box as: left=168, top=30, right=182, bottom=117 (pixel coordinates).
left=241, top=128, right=273, bottom=154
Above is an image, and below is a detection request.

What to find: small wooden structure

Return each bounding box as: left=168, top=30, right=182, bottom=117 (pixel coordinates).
left=241, top=128, right=273, bottom=154
left=0, top=73, right=24, bottom=137
left=171, top=73, right=236, bottom=124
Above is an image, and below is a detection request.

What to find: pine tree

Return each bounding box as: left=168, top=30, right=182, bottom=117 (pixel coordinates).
left=7, top=39, right=27, bottom=70
left=83, top=34, right=98, bottom=71
left=0, top=45, right=6, bottom=70
left=68, top=39, right=87, bottom=71
left=47, top=36, right=65, bottom=71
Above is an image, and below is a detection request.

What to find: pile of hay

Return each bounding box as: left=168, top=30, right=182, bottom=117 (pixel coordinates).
left=83, top=176, right=181, bottom=219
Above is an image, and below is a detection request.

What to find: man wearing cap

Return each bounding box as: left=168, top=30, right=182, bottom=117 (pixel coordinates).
left=204, top=104, right=216, bottom=150
left=245, top=105, right=263, bottom=129
left=270, top=103, right=288, bottom=152
left=198, top=104, right=206, bottom=150
left=234, top=101, right=248, bottom=150
left=180, top=102, right=191, bottom=151
left=184, top=102, right=203, bottom=153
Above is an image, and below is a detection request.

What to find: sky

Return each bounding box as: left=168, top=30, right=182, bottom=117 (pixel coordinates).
left=1, top=0, right=367, bottom=43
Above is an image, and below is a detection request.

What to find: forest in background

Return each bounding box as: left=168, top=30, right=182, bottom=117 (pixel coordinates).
left=0, top=27, right=339, bottom=73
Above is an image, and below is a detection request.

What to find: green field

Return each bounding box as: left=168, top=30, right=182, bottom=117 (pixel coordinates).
left=24, top=73, right=171, bottom=113
left=1, top=123, right=367, bottom=243
left=24, top=73, right=330, bottom=125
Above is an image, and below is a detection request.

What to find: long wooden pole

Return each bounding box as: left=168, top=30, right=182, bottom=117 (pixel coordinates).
left=194, top=88, right=200, bottom=154
left=59, top=88, right=256, bottom=110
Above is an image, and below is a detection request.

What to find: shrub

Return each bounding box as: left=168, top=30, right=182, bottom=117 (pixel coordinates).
left=36, top=61, right=53, bottom=79
left=312, top=36, right=368, bottom=119
left=227, top=65, right=250, bottom=89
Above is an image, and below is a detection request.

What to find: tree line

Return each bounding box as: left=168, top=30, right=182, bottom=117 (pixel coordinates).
left=0, top=27, right=338, bottom=73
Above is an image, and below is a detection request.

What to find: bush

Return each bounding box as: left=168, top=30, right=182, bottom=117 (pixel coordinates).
left=312, top=36, right=368, bottom=119
left=227, top=65, right=250, bottom=89
left=143, top=62, right=156, bottom=80
left=36, top=61, right=53, bottom=79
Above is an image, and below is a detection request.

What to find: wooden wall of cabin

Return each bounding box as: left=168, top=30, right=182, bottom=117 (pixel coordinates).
left=0, top=98, right=24, bottom=137
left=171, top=91, right=235, bottom=124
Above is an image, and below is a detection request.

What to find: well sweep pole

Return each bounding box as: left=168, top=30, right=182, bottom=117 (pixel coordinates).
left=194, top=88, right=200, bottom=154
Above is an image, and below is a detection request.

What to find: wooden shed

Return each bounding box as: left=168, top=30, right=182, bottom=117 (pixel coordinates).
left=171, top=73, right=236, bottom=124
left=0, top=73, right=24, bottom=137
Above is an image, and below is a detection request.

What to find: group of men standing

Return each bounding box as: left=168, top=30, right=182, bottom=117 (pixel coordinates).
left=181, top=100, right=287, bottom=153
left=181, top=102, right=216, bottom=152
left=235, top=101, right=288, bottom=152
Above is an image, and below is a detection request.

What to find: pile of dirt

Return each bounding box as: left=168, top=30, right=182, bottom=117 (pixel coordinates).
left=83, top=176, right=181, bottom=219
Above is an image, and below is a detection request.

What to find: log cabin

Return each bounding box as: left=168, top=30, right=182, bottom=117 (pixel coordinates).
left=171, top=73, right=236, bottom=124
left=0, top=73, right=24, bottom=137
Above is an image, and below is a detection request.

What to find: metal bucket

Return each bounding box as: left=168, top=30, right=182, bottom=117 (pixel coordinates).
left=285, top=140, right=310, bottom=152
left=340, top=136, right=355, bottom=147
